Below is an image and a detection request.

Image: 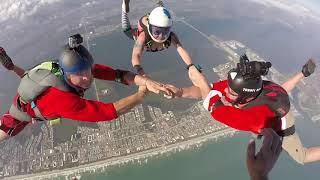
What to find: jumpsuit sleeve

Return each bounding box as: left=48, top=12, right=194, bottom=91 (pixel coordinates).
left=35, top=87, right=118, bottom=122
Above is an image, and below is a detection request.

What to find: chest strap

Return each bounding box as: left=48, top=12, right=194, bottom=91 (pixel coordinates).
left=31, top=101, right=46, bottom=121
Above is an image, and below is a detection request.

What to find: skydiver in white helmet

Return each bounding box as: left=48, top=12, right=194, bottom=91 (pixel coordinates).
left=121, top=0, right=194, bottom=76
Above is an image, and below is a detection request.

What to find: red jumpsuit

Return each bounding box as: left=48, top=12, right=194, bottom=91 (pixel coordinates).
left=204, top=80, right=282, bottom=134
left=0, top=64, right=126, bottom=136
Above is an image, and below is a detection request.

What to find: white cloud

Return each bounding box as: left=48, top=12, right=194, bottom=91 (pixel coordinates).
left=0, top=0, right=62, bottom=23
left=248, top=0, right=320, bottom=21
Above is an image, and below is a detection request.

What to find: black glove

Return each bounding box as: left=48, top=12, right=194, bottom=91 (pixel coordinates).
left=0, top=47, right=14, bottom=70
left=302, top=58, right=316, bottom=77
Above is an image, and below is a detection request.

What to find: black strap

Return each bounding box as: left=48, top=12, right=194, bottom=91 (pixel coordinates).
left=9, top=97, right=33, bottom=122
left=7, top=121, right=29, bottom=136
left=277, top=125, right=296, bottom=137
left=186, top=64, right=194, bottom=70
left=7, top=128, right=15, bottom=136
left=133, top=65, right=143, bottom=74
left=115, top=69, right=129, bottom=85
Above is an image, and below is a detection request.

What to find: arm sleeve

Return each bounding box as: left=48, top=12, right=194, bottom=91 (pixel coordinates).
left=92, top=64, right=129, bottom=85
left=37, top=88, right=118, bottom=122
left=92, top=64, right=117, bottom=81
left=211, top=105, right=276, bottom=134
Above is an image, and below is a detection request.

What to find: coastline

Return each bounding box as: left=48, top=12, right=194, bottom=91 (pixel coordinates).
left=5, top=128, right=237, bottom=180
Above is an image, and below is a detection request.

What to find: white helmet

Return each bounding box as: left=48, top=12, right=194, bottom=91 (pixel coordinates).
left=148, top=7, right=173, bottom=43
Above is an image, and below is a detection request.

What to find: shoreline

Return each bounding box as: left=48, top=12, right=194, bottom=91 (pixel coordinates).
left=5, top=128, right=237, bottom=180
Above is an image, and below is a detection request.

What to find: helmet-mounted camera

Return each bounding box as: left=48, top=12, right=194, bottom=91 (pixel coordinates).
left=68, top=34, right=83, bottom=49
left=237, top=54, right=272, bottom=78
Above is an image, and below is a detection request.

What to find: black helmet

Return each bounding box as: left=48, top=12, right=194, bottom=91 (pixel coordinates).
left=227, top=54, right=271, bottom=105
left=227, top=68, right=262, bottom=105
left=59, top=34, right=94, bottom=74
left=59, top=34, right=94, bottom=93
left=59, top=44, right=93, bottom=74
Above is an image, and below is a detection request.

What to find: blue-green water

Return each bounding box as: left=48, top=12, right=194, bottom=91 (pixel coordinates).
left=82, top=127, right=320, bottom=180
left=81, top=119, right=320, bottom=180
left=82, top=17, right=320, bottom=179
left=82, top=133, right=250, bottom=180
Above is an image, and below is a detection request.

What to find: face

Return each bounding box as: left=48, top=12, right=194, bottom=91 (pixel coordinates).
left=67, top=67, right=93, bottom=89
left=224, top=86, right=238, bottom=101
left=225, top=86, right=256, bottom=106
left=150, top=25, right=171, bottom=41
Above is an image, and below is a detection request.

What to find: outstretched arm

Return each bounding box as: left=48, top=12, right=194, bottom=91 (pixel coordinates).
left=172, top=32, right=193, bottom=66
left=188, top=65, right=211, bottom=99
left=164, top=84, right=202, bottom=99
left=165, top=67, right=230, bottom=100
left=43, top=87, right=145, bottom=122
left=0, top=47, right=25, bottom=78
left=281, top=58, right=316, bottom=92
left=92, top=64, right=171, bottom=95
left=281, top=72, right=304, bottom=93
left=113, top=86, right=147, bottom=115
left=12, top=66, right=25, bottom=78
left=132, top=33, right=146, bottom=75
left=123, top=71, right=171, bottom=95
left=164, top=65, right=209, bottom=99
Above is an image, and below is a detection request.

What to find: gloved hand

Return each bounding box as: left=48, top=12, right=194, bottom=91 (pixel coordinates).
left=0, top=47, right=14, bottom=70
left=203, top=90, right=223, bottom=112
left=302, top=58, right=316, bottom=77
left=247, top=128, right=282, bottom=180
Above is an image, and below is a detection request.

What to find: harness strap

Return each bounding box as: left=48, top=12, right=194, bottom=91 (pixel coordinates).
left=31, top=101, right=46, bottom=121
left=7, top=97, right=33, bottom=136
left=277, top=125, right=296, bottom=137
left=7, top=128, right=14, bottom=136
left=9, top=97, right=32, bottom=122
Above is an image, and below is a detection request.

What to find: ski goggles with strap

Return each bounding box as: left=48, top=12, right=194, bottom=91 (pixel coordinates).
left=149, top=25, right=171, bottom=41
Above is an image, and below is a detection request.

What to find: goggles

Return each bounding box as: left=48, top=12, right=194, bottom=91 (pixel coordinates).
left=149, top=25, right=171, bottom=41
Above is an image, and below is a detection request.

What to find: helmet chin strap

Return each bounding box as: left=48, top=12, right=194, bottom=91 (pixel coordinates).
left=232, top=90, right=262, bottom=106
left=232, top=98, right=250, bottom=106
left=231, top=98, right=244, bottom=106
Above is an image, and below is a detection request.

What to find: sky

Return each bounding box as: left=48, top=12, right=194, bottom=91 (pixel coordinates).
left=0, top=0, right=319, bottom=23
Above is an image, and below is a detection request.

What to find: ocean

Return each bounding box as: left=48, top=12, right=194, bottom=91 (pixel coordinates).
left=81, top=19, right=320, bottom=179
